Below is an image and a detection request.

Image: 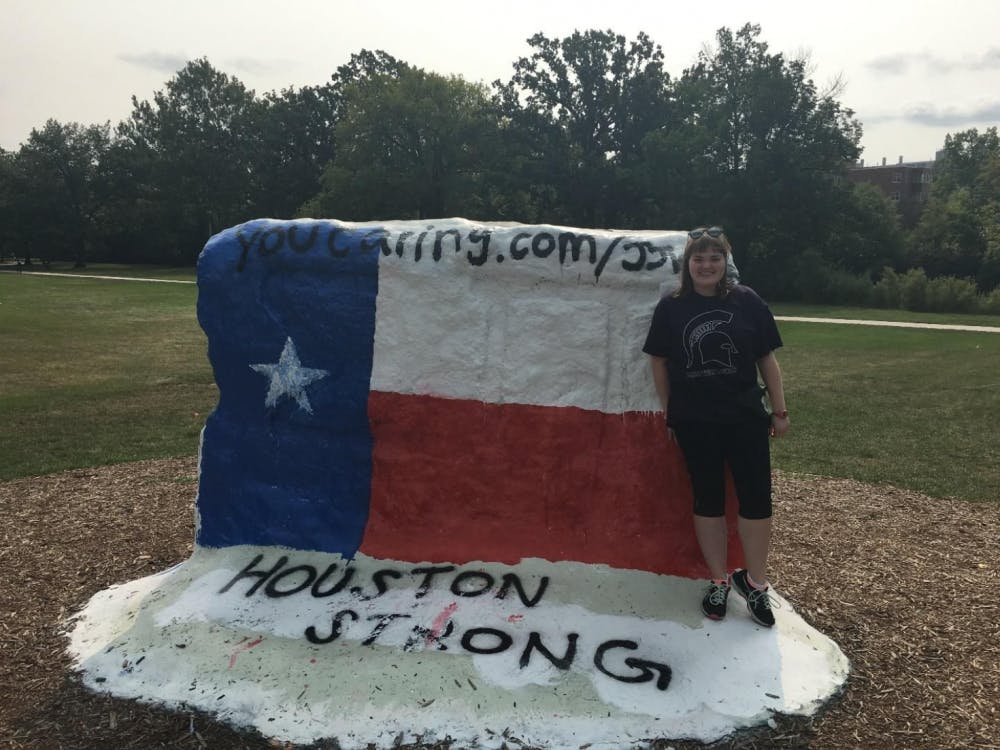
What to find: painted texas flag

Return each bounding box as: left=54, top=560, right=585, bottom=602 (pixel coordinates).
left=195, top=218, right=743, bottom=579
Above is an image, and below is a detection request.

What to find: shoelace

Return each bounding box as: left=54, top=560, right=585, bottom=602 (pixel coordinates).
left=707, top=584, right=729, bottom=605
left=746, top=587, right=780, bottom=611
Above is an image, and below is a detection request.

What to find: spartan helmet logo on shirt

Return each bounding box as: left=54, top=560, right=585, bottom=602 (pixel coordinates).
left=683, top=310, right=738, bottom=372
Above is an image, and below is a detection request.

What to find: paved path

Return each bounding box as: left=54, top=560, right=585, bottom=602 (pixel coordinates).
left=775, top=315, right=1000, bottom=334
left=5, top=269, right=1000, bottom=333
left=2, top=270, right=196, bottom=284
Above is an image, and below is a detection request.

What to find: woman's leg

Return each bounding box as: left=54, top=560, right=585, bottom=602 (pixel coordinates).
left=727, top=419, right=774, bottom=584
left=694, top=514, right=729, bottom=580
left=673, top=422, right=728, bottom=578
left=737, top=515, right=772, bottom=584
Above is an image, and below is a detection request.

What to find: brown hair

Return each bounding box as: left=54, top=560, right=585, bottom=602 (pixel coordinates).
left=672, top=229, right=735, bottom=298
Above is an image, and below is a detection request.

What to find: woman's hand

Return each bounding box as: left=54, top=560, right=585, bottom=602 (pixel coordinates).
left=661, top=413, right=677, bottom=443
left=769, top=413, right=790, bottom=438
left=757, top=353, right=789, bottom=439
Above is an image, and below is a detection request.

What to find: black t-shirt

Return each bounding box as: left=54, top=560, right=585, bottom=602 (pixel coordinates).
left=642, top=285, right=783, bottom=424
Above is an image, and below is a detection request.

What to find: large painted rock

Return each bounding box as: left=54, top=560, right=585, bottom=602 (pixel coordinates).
left=195, top=218, right=740, bottom=577
left=68, top=218, right=848, bottom=750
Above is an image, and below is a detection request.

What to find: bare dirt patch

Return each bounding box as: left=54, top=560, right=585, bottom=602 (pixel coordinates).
left=1, top=459, right=997, bottom=749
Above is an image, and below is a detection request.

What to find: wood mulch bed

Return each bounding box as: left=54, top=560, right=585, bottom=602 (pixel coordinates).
left=1, top=458, right=997, bottom=749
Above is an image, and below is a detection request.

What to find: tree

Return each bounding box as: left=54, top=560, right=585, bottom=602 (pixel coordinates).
left=0, top=149, right=17, bottom=261
left=117, top=58, right=258, bottom=262
left=932, top=127, right=1000, bottom=199
left=909, top=188, right=983, bottom=280
left=672, top=24, right=862, bottom=293
left=11, top=120, right=111, bottom=266
left=495, top=29, right=674, bottom=226
left=326, top=49, right=409, bottom=116
left=251, top=50, right=408, bottom=219
left=0, top=149, right=24, bottom=263
left=908, top=127, right=1000, bottom=289
left=823, top=182, right=905, bottom=275
left=249, top=85, right=340, bottom=219
left=976, top=151, right=1000, bottom=289
left=304, top=68, right=500, bottom=220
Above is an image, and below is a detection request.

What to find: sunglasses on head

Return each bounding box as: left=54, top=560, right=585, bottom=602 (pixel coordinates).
left=688, top=226, right=724, bottom=239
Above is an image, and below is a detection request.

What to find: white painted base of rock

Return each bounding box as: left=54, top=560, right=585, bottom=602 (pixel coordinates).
left=67, top=547, right=848, bottom=749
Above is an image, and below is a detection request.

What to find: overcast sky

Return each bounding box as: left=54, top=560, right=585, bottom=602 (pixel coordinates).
left=2, top=0, right=999, bottom=165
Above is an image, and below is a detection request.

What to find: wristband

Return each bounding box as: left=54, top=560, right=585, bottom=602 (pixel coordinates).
left=772, top=409, right=789, bottom=419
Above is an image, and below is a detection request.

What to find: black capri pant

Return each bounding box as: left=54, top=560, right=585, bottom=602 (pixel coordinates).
left=671, top=419, right=773, bottom=520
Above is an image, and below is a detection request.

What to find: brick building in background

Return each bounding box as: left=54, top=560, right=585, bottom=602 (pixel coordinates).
left=847, top=156, right=936, bottom=227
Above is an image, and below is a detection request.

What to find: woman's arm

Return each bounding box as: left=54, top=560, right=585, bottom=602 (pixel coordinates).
left=649, top=355, right=670, bottom=413
left=757, top=351, right=790, bottom=438
left=649, top=355, right=676, bottom=442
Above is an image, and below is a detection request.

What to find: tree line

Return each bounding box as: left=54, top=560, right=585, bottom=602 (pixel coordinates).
left=1, top=24, right=998, bottom=310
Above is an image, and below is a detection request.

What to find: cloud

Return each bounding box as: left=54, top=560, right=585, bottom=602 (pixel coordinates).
left=866, top=48, right=1000, bottom=75
left=223, top=57, right=298, bottom=76
left=120, top=51, right=296, bottom=79
left=970, top=47, right=1000, bottom=71
left=866, top=100, right=1000, bottom=127
left=902, top=101, right=1000, bottom=127
left=866, top=53, right=912, bottom=75
left=118, top=51, right=190, bottom=74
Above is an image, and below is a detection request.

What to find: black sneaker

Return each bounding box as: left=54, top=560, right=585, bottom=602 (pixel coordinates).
left=701, top=580, right=730, bottom=620
left=730, top=569, right=775, bottom=627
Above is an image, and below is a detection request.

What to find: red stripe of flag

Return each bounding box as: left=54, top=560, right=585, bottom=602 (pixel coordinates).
left=361, top=391, right=744, bottom=578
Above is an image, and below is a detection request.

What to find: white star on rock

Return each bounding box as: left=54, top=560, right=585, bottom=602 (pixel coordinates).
left=250, top=337, right=330, bottom=414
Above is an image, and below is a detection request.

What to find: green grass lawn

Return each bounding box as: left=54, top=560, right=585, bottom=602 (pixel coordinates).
left=0, top=273, right=214, bottom=479
left=1, top=272, right=998, bottom=503
left=772, top=320, right=1000, bottom=502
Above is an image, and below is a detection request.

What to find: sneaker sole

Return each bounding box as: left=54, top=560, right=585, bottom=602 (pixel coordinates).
left=744, top=609, right=774, bottom=628
left=731, top=582, right=775, bottom=628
